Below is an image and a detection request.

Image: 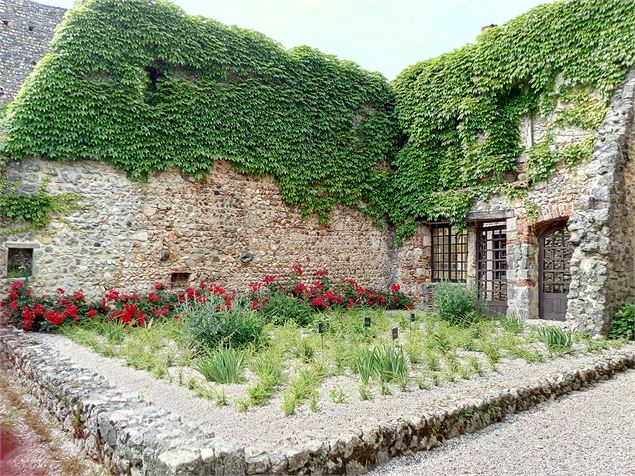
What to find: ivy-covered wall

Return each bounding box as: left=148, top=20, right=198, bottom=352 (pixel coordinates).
left=391, top=0, right=635, bottom=238
left=2, top=0, right=398, bottom=225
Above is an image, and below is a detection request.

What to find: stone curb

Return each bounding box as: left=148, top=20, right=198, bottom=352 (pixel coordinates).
left=1, top=326, right=634, bottom=475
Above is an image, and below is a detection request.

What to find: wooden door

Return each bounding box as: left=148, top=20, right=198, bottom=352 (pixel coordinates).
left=539, top=224, right=573, bottom=320
left=477, top=222, right=508, bottom=316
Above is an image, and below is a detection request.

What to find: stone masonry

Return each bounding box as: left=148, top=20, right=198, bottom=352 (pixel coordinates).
left=1, top=0, right=634, bottom=335
left=0, top=0, right=64, bottom=104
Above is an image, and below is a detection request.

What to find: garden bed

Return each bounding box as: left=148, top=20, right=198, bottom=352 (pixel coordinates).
left=46, top=310, right=627, bottom=448
left=3, top=272, right=634, bottom=473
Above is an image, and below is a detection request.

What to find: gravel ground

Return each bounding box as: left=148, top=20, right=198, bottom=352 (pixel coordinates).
left=371, top=369, right=635, bottom=476
left=0, top=361, right=106, bottom=476
left=36, top=333, right=635, bottom=457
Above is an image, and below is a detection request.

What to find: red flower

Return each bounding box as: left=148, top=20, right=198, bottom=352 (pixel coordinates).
left=293, top=263, right=304, bottom=275
left=263, top=275, right=276, bottom=284
left=315, top=269, right=328, bottom=276
left=391, top=283, right=401, bottom=293
left=44, top=311, right=65, bottom=326
left=250, top=281, right=263, bottom=292
left=73, top=291, right=85, bottom=301
left=154, top=282, right=163, bottom=290
left=11, top=281, right=24, bottom=291
left=249, top=300, right=260, bottom=310
left=148, top=291, right=161, bottom=302
left=87, top=309, right=98, bottom=318
left=57, top=288, right=65, bottom=295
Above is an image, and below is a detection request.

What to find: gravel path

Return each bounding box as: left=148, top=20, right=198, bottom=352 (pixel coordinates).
left=371, top=369, right=635, bottom=476
left=36, top=333, right=635, bottom=458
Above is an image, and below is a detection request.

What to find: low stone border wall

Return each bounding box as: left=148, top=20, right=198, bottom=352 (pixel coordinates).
left=2, top=327, right=634, bottom=475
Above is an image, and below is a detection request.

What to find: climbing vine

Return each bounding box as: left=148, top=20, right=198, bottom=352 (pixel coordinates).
left=390, top=0, right=635, bottom=239
left=3, top=0, right=399, bottom=224
left=3, top=0, right=635, bottom=237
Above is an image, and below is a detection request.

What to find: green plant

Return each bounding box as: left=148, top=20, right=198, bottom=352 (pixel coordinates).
left=4, top=0, right=398, bottom=226
left=0, top=176, right=82, bottom=231
left=196, top=347, right=246, bottom=384
left=358, top=384, right=373, bottom=400
left=433, top=283, right=481, bottom=326
left=423, top=349, right=441, bottom=371
left=390, top=0, right=634, bottom=237
left=608, top=304, right=634, bottom=340
left=466, top=355, right=483, bottom=376
left=260, top=291, right=315, bottom=327
left=214, top=388, right=228, bottom=407
left=280, top=364, right=324, bottom=415
left=537, top=326, right=573, bottom=353
left=355, top=343, right=407, bottom=384
left=234, top=398, right=250, bottom=413
left=482, top=342, right=502, bottom=368
left=184, top=298, right=265, bottom=350
left=500, top=315, right=526, bottom=335
left=404, top=330, right=424, bottom=364
left=329, top=385, right=347, bottom=404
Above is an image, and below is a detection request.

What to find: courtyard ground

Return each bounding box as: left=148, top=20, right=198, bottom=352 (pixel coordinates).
left=372, top=369, right=635, bottom=476
left=0, top=362, right=106, bottom=476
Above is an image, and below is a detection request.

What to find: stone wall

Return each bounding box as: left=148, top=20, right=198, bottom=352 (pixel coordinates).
left=0, top=0, right=64, bottom=104
left=3, top=327, right=635, bottom=475
left=1, top=159, right=395, bottom=295
left=567, top=71, right=635, bottom=335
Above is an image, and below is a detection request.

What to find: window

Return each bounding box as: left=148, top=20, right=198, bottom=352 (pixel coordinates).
left=431, top=224, right=467, bottom=282
left=170, top=272, right=191, bottom=288
left=7, top=247, right=34, bottom=278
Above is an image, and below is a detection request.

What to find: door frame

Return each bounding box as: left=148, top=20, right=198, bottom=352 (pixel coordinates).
left=476, top=221, right=508, bottom=316
left=538, top=221, right=571, bottom=320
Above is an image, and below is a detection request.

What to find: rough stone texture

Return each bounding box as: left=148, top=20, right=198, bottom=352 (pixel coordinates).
left=0, top=159, right=394, bottom=296
left=567, top=71, right=635, bottom=335
left=2, top=326, right=635, bottom=475
left=1, top=0, right=634, bottom=334
left=0, top=0, right=64, bottom=104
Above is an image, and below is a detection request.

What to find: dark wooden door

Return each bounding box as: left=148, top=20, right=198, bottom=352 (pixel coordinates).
left=477, top=222, right=508, bottom=316
left=539, top=224, right=573, bottom=320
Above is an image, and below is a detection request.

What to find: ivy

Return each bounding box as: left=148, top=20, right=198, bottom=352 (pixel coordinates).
left=2, top=0, right=635, bottom=238
left=2, top=0, right=399, bottom=224
left=0, top=177, right=83, bottom=232
left=391, top=0, right=635, bottom=239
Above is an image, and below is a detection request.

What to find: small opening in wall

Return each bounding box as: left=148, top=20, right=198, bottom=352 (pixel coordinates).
left=2, top=20, right=9, bottom=27
left=170, top=272, right=191, bottom=288
left=7, top=248, right=34, bottom=278
left=28, top=25, right=34, bottom=31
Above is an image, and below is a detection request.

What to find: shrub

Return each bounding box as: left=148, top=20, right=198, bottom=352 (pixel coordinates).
left=196, top=347, right=246, bottom=384
left=608, top=304, right=634, bottom=340
left=260, top=291, right=314, bottom=326
left=433, top=283, right=481, bottom=326
left=537, top=326, right=573, bottom=353
left=500, top=315, right=526, bottom=335
left=183, top=297, right=265, bottom=350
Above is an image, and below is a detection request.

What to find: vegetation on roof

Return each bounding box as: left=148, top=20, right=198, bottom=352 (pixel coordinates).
left=2, top=0, right=635, bottom=237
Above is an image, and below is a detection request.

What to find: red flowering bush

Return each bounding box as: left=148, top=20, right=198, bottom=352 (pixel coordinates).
left=0, top=281, right=96, bottom=332
left=1, top=265, right=411, bottom=332
left=248, top=264, right=413, bottom=316
left=0, top=280, right=234, bottom=332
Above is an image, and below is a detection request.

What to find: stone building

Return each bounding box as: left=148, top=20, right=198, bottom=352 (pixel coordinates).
left=0, top=0, right=64, bottom=104
left=1, top=0, right=634, bottom=336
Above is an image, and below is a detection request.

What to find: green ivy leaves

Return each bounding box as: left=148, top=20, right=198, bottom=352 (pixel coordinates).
left=3, top=0, right=399, bottom=225
left=390, top=0, right=635, bottom=239
left=2, top=0, right=635, bottom=239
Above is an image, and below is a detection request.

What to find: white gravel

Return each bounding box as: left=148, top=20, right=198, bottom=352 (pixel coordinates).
left=36, top=333, right=635, bottom=458
left=371, top=369, right=635, bottom=476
